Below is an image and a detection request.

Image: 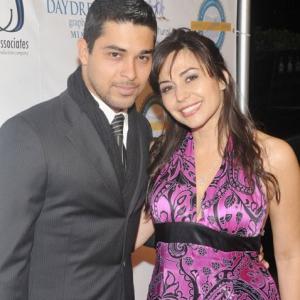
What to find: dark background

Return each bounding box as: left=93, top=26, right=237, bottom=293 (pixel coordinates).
left=251, top=1, right=299, bottom=32
left=249, top=0, right=300, bottom=282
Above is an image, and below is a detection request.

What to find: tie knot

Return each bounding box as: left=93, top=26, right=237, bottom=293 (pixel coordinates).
left=111, top=114, right=124, bottom=137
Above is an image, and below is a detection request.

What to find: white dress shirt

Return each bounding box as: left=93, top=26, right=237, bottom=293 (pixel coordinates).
left=90, top=93, right=128, bottom=148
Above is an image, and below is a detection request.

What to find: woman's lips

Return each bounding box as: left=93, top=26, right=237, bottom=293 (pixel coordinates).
left=180, top=101, right=202, bottom=117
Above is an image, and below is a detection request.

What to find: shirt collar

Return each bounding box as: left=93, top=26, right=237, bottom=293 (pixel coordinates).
left=90, top=92, right=128, bottom=124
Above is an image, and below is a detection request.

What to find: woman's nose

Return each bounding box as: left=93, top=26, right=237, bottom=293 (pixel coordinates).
left=175, top=87, right=189, bottom=102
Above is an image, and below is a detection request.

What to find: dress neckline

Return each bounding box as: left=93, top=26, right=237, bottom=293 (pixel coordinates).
left=185, top=132, right=230, bottom=222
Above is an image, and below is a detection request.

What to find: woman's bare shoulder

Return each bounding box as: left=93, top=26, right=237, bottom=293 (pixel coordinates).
left=255, top=130, right=298, bottom=171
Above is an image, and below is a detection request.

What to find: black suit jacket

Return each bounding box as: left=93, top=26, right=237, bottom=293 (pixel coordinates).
left=0, top=91, right=152, bottom=299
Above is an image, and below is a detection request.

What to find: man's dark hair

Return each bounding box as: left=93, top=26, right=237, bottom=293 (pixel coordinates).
left=83, top=0, right=157, bottom=51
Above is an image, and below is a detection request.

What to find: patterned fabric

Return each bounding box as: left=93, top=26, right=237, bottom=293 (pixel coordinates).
left=148, top=132, right=280, bottom=300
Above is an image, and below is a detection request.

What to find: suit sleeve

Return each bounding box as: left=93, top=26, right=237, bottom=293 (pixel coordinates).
left=142, top=115, right=156, bottom=248
left=0, top=116, right=47, bottom=299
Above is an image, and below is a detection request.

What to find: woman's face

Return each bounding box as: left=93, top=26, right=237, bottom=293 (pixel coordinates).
left=158, top=48, right=227, bottom=133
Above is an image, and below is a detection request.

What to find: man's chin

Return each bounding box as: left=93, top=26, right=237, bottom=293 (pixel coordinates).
left=111, top=100, right=136, bottom=112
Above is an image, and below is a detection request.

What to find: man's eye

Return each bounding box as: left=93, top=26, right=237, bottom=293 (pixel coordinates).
left=138, top=55, right=151, bottom=63
left=110, top=52, right=121, bottom=58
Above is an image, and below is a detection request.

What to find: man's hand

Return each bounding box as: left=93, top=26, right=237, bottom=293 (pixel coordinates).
left=258, top=245, right=269, bottom=269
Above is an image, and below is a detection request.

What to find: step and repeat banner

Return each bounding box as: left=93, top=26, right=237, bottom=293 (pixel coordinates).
left=0, top=0, right=237, bottom=298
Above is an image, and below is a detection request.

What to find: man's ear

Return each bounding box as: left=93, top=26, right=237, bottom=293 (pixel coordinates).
left=219, top=70, right=229, bottom=90
left=77, top=38, right=89, bottom=66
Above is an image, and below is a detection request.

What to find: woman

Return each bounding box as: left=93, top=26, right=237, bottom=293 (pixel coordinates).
left=136, top=28, right=300, bottom=299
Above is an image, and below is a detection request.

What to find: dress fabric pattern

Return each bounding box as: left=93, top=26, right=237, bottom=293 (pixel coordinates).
left=148, top=132, right=280, bottom=300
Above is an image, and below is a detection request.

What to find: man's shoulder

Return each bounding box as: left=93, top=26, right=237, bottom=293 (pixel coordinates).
left=134, top=110, right=152, bottom=136
left=12, top=90, right=71, bottom=123
left=1, top=90, right=69, bottom=134
left=21, top=91, right=68, bottom=119
left=134, top=110, right=151, bottom=127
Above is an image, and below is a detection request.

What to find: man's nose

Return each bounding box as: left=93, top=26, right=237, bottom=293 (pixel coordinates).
left=120, top=59, right=137, bottom=81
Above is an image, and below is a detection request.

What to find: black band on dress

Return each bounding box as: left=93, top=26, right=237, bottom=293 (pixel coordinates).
left=155, top=222, right=261, bottom=252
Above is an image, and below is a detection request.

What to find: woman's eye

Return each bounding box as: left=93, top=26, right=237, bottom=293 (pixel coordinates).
left=160, top=86, right=173, bottom=94
left=186, top=74, right=198, bottom=82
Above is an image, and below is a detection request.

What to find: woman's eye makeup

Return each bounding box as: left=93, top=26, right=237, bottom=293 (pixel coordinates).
left=186, top=74, right=199, bottom=82
left=160, top=85, right=174, bottom=94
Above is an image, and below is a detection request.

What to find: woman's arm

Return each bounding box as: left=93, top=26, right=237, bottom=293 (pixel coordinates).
left=135, top=207, right=155, bottom=250
left=265, top=136, right=300, bottom=300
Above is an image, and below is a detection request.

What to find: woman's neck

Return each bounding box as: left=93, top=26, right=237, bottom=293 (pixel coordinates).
left=191, top=126, right=227, bottom=156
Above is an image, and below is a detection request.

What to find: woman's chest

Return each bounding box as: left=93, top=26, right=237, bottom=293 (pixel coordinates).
left=150, top=153, right=267, bottom=237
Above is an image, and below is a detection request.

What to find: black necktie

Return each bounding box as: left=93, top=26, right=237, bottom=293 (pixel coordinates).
left=111, top=114, right=126, bottom=167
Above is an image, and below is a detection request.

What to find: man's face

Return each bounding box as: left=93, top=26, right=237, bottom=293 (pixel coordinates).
left=78, top=21, right=155, bottom=112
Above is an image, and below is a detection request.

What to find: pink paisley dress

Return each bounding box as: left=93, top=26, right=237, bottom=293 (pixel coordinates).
left=147, top=132, right=280, bottom=300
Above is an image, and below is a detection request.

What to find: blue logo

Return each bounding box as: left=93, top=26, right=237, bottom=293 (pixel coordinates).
left=198, top=0, right=225, bottom=48
left=0, top=0, right=24, bottom=32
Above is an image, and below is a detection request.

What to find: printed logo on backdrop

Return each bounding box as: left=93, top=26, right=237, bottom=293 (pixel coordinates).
left=145, top=0, right=166, bottom=21
left=0, top=0, right=29, bottom=56
left=145, top=0, right=172, bottom=42
left=191, top=0, right=231, bottom=49
left=47, top=0, right=92, bottom=39
left=0, top=0, right=24, bottom=32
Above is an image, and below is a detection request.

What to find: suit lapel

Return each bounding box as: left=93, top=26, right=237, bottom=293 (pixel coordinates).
left=57, top=94, right=122, bottom=201
left=124, top=112, right=148, bottom=214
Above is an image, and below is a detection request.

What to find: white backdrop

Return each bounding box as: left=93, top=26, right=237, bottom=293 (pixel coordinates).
left=0, top=0, right=237, bottom=298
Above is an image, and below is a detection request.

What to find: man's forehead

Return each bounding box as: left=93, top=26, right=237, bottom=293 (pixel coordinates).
left=96, top=21, right=155, bottom=52
left=101, top=20, right=154, bottom=37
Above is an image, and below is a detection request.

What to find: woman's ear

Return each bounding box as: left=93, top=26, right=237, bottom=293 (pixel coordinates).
left=219, top=70, right=229, bottom=90
left=77, top=38, right=89, bottom=66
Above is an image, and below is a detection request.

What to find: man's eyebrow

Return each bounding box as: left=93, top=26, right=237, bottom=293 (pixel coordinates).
left=103, top=45, right=126, bottom=52
left=140, top=49, right=154, bottom=55
left=103, top=46, right=154, bottom=55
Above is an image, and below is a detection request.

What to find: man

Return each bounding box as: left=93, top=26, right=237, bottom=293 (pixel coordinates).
left=0, top=0, right=157, bottom=299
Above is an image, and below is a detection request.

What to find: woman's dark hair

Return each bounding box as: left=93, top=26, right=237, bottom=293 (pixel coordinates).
left=83, top=0, right=157, bottom=52
left=147, top=28, right=280, bottom=206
